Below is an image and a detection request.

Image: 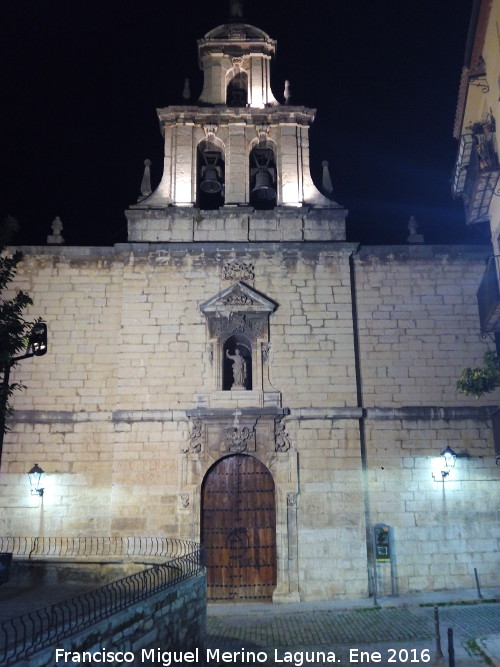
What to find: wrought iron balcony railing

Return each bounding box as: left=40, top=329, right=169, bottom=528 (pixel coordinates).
left=477, top=255, right=500, bottom=334
left=462, top=144, right=500, bottom=224
left=453, top=119, right=500, bottom=224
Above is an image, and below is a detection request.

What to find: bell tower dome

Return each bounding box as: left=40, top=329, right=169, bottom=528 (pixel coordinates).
left=197, top=18, right=278, bottom=108
left=126, top=1, right=347, bottom=242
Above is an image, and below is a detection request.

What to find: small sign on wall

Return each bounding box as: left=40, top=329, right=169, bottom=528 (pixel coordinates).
left=374, top=524, right=391, bottom=562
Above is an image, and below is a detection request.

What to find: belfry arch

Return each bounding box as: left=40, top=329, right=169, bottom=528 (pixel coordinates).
left=196, top=139, right=225, bottom=209
left=226, top=71, right=248, bottom=107
left=249, top=145, right=277, bottom=209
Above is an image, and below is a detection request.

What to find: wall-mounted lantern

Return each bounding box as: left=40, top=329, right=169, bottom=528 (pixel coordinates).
left=28, top=322, right=48, bottom=357
left=28, top=463, right=45, bottom=497
left=440, top=446, right=457, bottom=477
left=432, top=446, right=459, bottom=481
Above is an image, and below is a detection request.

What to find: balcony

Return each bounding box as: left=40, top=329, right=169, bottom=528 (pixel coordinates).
left=453, top=121, right=500, bottom=225
left=463, top=146, right=500, bottom=224
left=477, top=255, right=500, bottom=334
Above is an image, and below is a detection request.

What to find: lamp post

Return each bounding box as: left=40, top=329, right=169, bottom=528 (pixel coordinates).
left=0, top=322, right=47, bottom=466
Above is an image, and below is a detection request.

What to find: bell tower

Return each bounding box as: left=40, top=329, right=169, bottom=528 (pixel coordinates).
left=126, top=2, right=347, bottom=242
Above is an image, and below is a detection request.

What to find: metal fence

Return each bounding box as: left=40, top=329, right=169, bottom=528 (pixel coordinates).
left=0, top=539, right=204, bottom=665
left=0, top=535, right=198, bottom=560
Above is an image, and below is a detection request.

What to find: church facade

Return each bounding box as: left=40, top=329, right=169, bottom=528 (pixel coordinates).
left=2, top=8, right=499, bottom=602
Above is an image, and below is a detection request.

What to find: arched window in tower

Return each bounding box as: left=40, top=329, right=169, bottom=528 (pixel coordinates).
left=227, top=72, right=248, bottom=107
left=223, top=335, right=252, bottom=391
left=249, top=147, right=277, bottom=209
left=197, top=144, right=225, bottom=209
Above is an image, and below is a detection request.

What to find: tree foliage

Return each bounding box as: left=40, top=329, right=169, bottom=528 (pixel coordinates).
left=456, top=350, right=500, bottom=398
left=0, top=217, right=35, bottom=431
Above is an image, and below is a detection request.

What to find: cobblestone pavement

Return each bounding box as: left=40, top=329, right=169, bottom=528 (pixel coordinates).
left=206, top=602, right=500, bottom=666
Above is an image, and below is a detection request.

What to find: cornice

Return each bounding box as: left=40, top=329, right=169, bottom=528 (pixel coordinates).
left=156, top=105, right=316, bottom=128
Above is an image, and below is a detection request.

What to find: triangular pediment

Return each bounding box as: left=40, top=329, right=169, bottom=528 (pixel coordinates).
left=200, top=283, right=277, bottom=314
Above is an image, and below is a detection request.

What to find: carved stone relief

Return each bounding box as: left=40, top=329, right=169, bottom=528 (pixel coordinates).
left=228, top=312, right=247, bottom=332
left=222, top=260, right=255, bottom=281
left=225, top=423, right=255, bottom=452
left=183, top=418, right=203, bottom=454
left=223, top=293, right=254, bottom=306
left=184, top=409, right=289, bottom=460
left=207, top=343, right=214, bottom=365
left=203, top=124, right=219, bottom=139
left=256, top=123, right=271, bottom=139
left=275, top=417, right=291, bottom=452
left=179, top=494, right=190, bottom=510
left=231, top=56, right=244, bottom=71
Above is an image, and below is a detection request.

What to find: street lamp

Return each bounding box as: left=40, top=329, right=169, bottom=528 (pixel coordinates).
left=28, top=463, right=45, bottom=497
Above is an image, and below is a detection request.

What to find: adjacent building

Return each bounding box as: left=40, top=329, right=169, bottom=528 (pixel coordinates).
left=452, top=0, right=500, bottom=334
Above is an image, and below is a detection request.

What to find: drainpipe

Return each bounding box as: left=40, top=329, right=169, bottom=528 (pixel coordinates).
left=349, top=252, right=378, bottom=604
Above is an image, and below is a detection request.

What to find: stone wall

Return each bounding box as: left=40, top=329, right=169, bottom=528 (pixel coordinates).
left=13, top=572, right=206, bottom=667
left=354, top=246, right=490, bottom=407
left=355, top=246, right=499, bottom=594
left=10, top=559, right=148, bottom=587
left=1, top=242, right=498, bottom=600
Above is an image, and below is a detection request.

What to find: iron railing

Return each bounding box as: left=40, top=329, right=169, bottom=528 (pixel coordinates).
left=463, top=142, right=500, bottom=224
left=0, top=541, right=204, bottom=666
left=477, top=255, right=500, bottom=334
left=0, top=536, right=198, bottom=560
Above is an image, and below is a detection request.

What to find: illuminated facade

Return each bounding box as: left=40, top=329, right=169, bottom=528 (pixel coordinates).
left=1, top=5, right=499, bottom=602
left=126, top=9, right=344, bottom=240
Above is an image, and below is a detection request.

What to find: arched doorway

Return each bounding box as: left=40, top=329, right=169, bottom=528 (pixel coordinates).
left=201, top=454, right=277, bottom=601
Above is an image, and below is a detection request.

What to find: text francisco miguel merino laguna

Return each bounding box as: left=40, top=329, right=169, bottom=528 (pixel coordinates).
left=55, top=648, right=343, bottom=665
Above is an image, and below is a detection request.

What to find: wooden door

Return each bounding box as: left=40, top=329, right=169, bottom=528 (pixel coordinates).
left=201, top=454, right=277, bottom=601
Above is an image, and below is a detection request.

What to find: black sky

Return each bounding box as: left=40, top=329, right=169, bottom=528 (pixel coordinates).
left=0, top=0, right=489, bottom=247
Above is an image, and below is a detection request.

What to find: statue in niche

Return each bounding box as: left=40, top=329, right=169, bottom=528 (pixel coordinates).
left=226, top=347, right=247, bottom=389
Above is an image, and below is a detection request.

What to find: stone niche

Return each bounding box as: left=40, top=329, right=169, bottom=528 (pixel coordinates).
left=197, top=281, right=281, bottom=408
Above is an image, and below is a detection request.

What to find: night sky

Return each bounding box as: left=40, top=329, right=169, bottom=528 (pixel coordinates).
left=1, top=0, right=489, bottom=247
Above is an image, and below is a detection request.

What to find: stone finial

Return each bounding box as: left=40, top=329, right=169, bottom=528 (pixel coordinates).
left=321, top=160, right=334, bottom=195
left=230, top=0, right=244, bottom=18
left=182, top=78, right=191, bottom=101
left=406, top=215, right=424, bottom=244
left=138, top=159, right=152, bottom=201
left=284, top=80, right=291, bottom=105
left=47, top=216, right=64, bottom=245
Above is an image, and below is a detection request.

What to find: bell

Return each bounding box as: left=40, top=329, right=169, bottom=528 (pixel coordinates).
left=200, top=166, right=222, bottom=194
left=252, top=169, right=276, bottom=200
